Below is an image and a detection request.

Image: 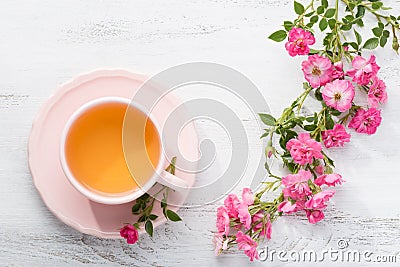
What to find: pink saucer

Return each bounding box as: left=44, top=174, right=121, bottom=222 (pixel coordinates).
left=28, top=69, right=198, bottom=238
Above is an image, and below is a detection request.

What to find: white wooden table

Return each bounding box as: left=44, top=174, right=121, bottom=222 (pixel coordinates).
left=1, top=0, right=400, bottom=266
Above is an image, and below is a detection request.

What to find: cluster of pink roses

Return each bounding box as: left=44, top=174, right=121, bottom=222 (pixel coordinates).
left=279, top=169, right=342, bottom=223
left=215, top=26, right=388, bottom=262
left=287, top=27, right=387, bottom=135
left=214, top=188, right=272, bottom=261
left=280, top=131, right=344, bottom=223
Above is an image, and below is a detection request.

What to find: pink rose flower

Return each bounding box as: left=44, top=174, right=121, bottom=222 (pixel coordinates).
left=368, top=76, right=388, bottom=108
left=306, top=209, right=325, bottom=224
left=277, top=200, right=297, bottom=213
left=213, top=233, right=228, bottom=256
left=315, top=173, right=344, bottom=187
left=242, top=188, right=254, bottom=206
left=252, top=211, right=263, bottom=230
left=236, top=231, right=259, bottom=261
left=347, top=55, right=380, bottom=85
left=286, top=133, right=324, bottom=165
left=216, top=206, right=230, bottom=235
left=348, top=107, right=382, bottom=135
left=282, top=170, right=313, bottom=199
left=238, top=203, right=252, bottom=229
left=295, top=199, right=306, bottom=210
left=322, top=124, right=351, bottom=148
left=224, top=194, right=240, bottom=218
left=285, top=27, right=316, bottom=57
left=315, top=165, right=324, bottom=175
left=305, top=190, right=335, bottom=210
left=322, top=79, right=355, bottom=112
left=301, top=54, right=333, bottom=88
left=331, top=61, right=344, bottom=80
left=120, top=224, right=139, bottom=244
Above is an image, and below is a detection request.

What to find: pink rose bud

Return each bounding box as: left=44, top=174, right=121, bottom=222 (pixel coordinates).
left=120, top=224, right=139, bottom=244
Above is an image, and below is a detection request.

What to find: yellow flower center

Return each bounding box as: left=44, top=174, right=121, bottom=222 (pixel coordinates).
left=312, top=67, right=321, bottom=76
left=334, top=92, right=342, bottom=100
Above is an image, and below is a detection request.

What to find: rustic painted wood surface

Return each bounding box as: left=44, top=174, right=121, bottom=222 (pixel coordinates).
left=1, top=0, right=400, bottom=266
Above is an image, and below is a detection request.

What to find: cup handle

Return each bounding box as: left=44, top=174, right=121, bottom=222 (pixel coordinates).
left=155, top=170, right=188, bottom=191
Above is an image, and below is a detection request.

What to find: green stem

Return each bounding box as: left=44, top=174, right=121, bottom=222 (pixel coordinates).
left=361, top=3, right=399, bottom=30
left=296, top=0, right=315, bottom=25
left=296, top=86, right=314, bottom=114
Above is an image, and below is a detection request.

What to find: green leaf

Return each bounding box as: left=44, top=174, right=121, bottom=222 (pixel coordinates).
left=347, top=2, right=355, bottom=11
left=306, top=22, right=314, bottom=28
left=294, top=1, right=305, bottom=15
left=314, top=89, right=323, bottom=101
left=354, top=29, right=362, bottom=45
left=372, top=27, right=383, bottom=37
left=380, top=36, right=388, bottom=47
left=145, top=220, right=153, bottom=237
left=317, top=6, right=325, bottom=14
left=268, top=30, right=287, bottom=42
left=331, top=109, right=342, bottom=116
left=149, top=214, right=158, bottom=221
left=287, top=162, right=297, bottom=173
left=315, top=131, right=322, bottom=142
left=372, top=2, right=383, bottom=10
left=259, top=113, right=276, bottom=126
left=169, top=156, right=177, bottom=175
left=341, top=24, right=352, bottom=31
left=325, top=8, right=336, bottom=18
left=348, top=42, right=358, bottom=50
left=264, top=161, right=271, bottom=174
left=356, top=6, right=365, bottom=18
left=161, top=199, right=167, bottom=209
left=279, top=136, right=286, bottom=150
left=294, top=117, right=305, bottom=126
left=321, top=0, right=328, bottom=8
left=378, top=22, right=384, bottom=29
left=383, top=30, right=390, bottom=37
left=310, top=15, right=318, bottom=23
left=345, top=14, right=355, bottom=22
left=306, top=116, right=315, bottom=122
left=325, top=113, right=335, bottom=129
left=305, top=11, right=315, bottom=17
left=328, top=19, right=336, bottom=30
left=285, top=130, right=298, bottom=140
left=304, top=124, right=317, bottom=131
left=363, top=37, right=379, bottom=49
left=138, top=215, right=147, bottom=223
left=283, top=21, right=294, bottom=31
left=323, top=152, right=335, bottom=167
left=319, top=18, right=328, bottom=31
left=356, top=19, right=364, bottom=27
left=131, top=203, right=140, bottom=214
left=260, top=131, right=270, bottom=139
left=166, top=210, right=182, bottom=222
left=139, top=193, right=150, bottom=201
